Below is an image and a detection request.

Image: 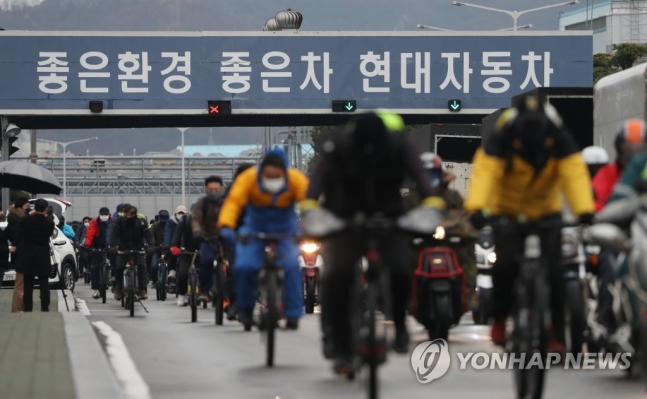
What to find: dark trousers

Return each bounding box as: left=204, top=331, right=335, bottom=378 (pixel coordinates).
left=491, top=221, right=564, bottom=341
left=115, top=254, right=147, bottom=291
left=23, top=273, right=50, bottom=312
left=224, top=244, right=237, bottom=305
left=199, top=242, right=218, bottom=293
left=320, top=232, right=410, bottom=357
left=177, top=254, right=193, bottom=296
left=90, top=252, right=104, bottom=290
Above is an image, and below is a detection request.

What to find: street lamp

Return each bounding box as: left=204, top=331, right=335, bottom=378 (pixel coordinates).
left=177, top=127, right=189, bottom=207
left=38, top=137, right=98, bottom=198
left=415, top=23, right=532, bottom=31
left=451, top=0, right=578, bottom=31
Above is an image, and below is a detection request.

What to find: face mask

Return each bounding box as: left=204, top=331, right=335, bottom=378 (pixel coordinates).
left=99, top=215, right=109, bottom=222
left=207, top=192, right=221, bottom=201
left=84, top=222, right=90, bottom=227
left=263, top=178, right=285, bottom=194
left=176, top=213, right=185, bottom=221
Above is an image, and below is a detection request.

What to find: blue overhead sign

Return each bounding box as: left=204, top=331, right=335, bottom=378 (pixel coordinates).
left=0, top=31, right=592, bottom=115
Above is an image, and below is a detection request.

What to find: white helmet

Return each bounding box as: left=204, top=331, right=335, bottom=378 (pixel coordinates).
left=582, top=146, right=609, bottom=165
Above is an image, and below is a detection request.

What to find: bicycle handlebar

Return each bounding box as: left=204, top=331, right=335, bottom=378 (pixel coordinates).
left=116, top=250, right=146, bottom=255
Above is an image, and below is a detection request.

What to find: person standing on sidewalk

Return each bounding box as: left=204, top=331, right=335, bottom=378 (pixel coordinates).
left=0, top=213, right=8, bottom=283
left=19, top=199, right=55, bottom=312
left=6, top=198, right=29, bottom=313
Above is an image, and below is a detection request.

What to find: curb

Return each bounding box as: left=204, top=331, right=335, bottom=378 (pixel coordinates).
left=59, top=291, right=125, bottom=399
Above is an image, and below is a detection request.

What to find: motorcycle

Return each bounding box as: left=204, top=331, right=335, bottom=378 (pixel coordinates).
left=411, top=226, right=466, bottom=340
left=299, top=241, right=323, bottom=314
left=583, top=196, right=647, bottom=379
left=473, top=226, right=495, bottom=325
left=561, top=225, right=588, bottom=355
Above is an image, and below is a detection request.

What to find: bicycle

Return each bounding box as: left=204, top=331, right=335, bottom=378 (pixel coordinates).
left=302, top=206, right=441, bottom=399
left=211, top=243, right=228, bottom=326
left=90, top=248, right=110, bottom=304
left=117, top=249, right=148, bottom=317
left=183, top=249, right=200, bottom=322
left=156, top=250, right=168, bottom=301
left=494, top=217, right=577, bottom=399
left=238, top=232, right=300, bottom=368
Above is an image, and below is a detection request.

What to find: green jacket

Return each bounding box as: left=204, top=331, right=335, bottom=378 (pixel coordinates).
left=609, top=152, right=647, bottom=203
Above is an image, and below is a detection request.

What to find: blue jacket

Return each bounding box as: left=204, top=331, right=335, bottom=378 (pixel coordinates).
left=62, top=224, right=75, bottom=240
left=164, top=218, right=179, bottom=247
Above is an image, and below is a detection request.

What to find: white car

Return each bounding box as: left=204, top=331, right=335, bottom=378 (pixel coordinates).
left=1, top=223, right=77, bottom=291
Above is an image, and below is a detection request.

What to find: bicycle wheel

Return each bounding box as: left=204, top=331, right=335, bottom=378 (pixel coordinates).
left=513, top=268, right=547, bottom=399
left=365, top=282, right=379, bottom=399
left=265, top=270, right=278, bottom=367
left=128, top=268, right=135, bottom=317
left=214, top=262, right=224, bottom=325
left=189, top=271, right=197, bottom=323
left=99, top=262, right=107, bottom=304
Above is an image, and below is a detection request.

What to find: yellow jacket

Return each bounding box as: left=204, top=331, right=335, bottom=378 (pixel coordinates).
left=217, top=166, right=309, bottom=232
left=465, top=122, right=594, bottom=220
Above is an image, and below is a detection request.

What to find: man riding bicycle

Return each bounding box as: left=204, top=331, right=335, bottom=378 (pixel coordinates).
left=303, top=111, right=444, bottom=373
left=171, top=208, right=201, bottom=306
left=150, top=209, right=170, bottom=287
left=191, top=176, right=225, bottom=305
left=464, top=95, right=595, bottom=353
left=217, top=148, right=309, bottom=331
left=109, top=205, right=154, bottom=300
left=83, top=207, right=112, bottom=299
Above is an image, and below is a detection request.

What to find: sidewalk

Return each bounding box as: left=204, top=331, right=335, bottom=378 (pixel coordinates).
left=0, top=288, right=75, bottom=399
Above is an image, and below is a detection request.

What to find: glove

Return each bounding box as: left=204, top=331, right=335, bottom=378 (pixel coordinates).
left=579, top=213, right=595, bottom=226
left=170, top=246, right=180, bottom=257
left=219, top=227, right=236, bottom=246
left=469, top=210, right=489, bottom=230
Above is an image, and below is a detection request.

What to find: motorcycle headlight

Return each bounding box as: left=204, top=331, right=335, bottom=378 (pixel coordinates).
left=487, top=252, right=497, bottom=264
left=300, top=242, right=320, bottom=254
left=433, top=226, right=446, bottom=240
left=561, top=233, right=578, bottom=259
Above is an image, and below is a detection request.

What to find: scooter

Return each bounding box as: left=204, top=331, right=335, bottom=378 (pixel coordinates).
left=584, top=196, right=647, bottom=379
left=473, top=226, right=495, bottom=325
left=299, top=241, right=323, bottom=314
left=561, top=225, right=588, bottom=355
left=411, top=226, right=466, bottom=340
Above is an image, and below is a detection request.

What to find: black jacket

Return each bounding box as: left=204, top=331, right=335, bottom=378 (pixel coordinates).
left=307, top=131, right=436, bottom=218
left=0, top=223, right=8, bottom=268
left=109, top=217, right=154, bottom=251
left=171, top=214, right=200, bottom=253
left=151, top=221, right=167, bottom=247
left=6, top=211, right=24, bottom=247
left=17, top=213, right=55, bottom=276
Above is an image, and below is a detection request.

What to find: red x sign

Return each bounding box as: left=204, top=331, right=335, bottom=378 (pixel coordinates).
left=209, top=105, right=220, bottom=114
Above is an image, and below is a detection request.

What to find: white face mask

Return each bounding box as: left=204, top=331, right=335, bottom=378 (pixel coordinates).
left=84, top=222, right=90, bottom=227
left=99, top=215, right=109, bottom=222
left=263, top=178, right=285, bottom=194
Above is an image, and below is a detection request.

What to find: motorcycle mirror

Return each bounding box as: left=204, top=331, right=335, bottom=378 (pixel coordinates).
left=582, top=223, right=630, bottom=252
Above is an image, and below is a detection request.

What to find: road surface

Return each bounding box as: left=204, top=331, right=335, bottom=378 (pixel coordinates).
left=75, top=284, right=645, bottom=399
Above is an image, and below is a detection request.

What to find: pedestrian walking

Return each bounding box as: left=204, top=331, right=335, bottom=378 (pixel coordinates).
left=6, top=198, right=29, bottom=312
left=19, top=199, right=55, bottom=312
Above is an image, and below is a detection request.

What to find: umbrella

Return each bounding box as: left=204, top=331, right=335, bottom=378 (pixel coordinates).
left=0, top=160, right=62, bottom=195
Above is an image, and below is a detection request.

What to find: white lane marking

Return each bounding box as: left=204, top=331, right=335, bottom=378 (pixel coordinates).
left=75, top=298, right=91, bottom=316
left=92, top=321, right=151, bottom=399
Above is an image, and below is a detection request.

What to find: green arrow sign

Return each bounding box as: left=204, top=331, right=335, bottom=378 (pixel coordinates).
left=448, top=99, right=462, bottom=112
left=345, top=102, right=355, bottom=111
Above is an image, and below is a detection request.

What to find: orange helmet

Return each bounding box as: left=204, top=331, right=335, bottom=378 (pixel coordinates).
left=615, top=119, right=647, bottom=168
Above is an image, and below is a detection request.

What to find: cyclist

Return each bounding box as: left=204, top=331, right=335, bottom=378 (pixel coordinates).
left=74, top=216, right=92, bottom=279
left=582, top=146, right=609, bottom=180
left=170, top=208, right=200, bottom=306
left=83, top=207, right=112, bottom=299
left=220, top=164, right=255, bottom=320
left=164, top=205, right=186, bottom=283
left=217, top=148, right=308, bottom=331
left=464, top=95, right=595, bottom=353
left=192, top=176, right=225, bottom=305
left=596, top=119, right=647, bottom=210
left=150, top=209, right=170, bottom=287
left=109, top=205, right=154, bottom=300
left=302, top=111, right=445, bottom=373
